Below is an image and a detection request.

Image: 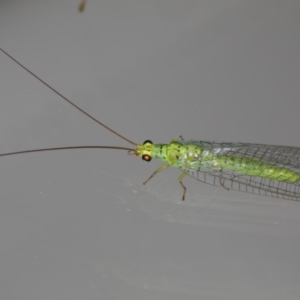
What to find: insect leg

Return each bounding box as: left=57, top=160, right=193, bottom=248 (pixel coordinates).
left=179, top=135, right=184, bottom=141
left=178, top=172, right=188, bottom=201
left=143, top=164, right=170, bottom=185
left=219, top=170, right=229, bottom=191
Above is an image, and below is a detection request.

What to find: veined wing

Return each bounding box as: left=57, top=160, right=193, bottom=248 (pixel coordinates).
left=177, top=141, right=300, bottom=201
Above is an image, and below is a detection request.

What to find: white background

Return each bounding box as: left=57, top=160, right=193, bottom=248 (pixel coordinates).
left=0, top=0, right=300, bottom=299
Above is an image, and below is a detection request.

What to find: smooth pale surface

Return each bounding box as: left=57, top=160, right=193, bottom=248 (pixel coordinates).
left=0, top=1, right=300, bottom=299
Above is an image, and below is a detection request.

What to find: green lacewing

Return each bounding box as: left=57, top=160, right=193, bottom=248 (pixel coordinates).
left=1, top=48, right=300, bottom=201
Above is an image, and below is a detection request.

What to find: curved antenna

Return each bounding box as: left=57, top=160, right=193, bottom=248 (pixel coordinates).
left=0, top=48, right=136, bottom=146
left=0, top=146, right=135, bottom=158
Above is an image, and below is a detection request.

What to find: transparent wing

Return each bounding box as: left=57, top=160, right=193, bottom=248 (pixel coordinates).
left=178, top=141, right=300, bottom=201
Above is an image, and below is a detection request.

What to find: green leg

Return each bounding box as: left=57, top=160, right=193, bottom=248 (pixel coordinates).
left=178, top=172, right=187, bottom=201
left=143, top=164, right=170, bottom=185
left=144, top=166, right=188, bottom=201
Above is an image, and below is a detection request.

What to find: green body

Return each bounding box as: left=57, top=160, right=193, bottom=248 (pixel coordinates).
left=137, top=140, right=300, bottom=183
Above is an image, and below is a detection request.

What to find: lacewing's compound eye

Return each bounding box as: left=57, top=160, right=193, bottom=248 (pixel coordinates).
left=142, top=140, right=153, bottom=161
left=142, top=154, right=152, bottom=162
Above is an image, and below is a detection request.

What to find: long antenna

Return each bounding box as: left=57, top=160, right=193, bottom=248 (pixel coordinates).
left=0, top=146, right=135, bottom=158
left=0, top=48, right=136, bottom=146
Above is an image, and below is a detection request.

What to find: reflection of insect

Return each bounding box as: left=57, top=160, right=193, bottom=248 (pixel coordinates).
left=1, top=48, right=300, bottom=202
left=78, top=0, right=86, bottom=12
